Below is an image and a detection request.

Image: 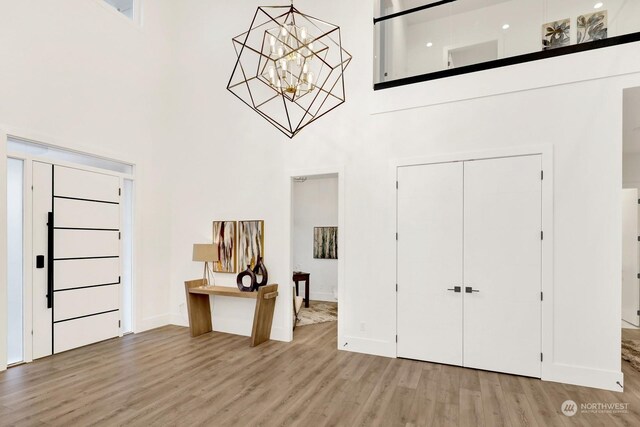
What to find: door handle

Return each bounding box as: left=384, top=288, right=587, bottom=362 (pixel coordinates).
left=47, top=212, right=54, bottom=309
left=465, top=287, right=480, bottom=293
left=447, top=286, right=462, bottom=293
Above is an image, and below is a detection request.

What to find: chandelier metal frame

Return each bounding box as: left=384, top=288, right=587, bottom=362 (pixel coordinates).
left=227, top=4, right=352, bottom=139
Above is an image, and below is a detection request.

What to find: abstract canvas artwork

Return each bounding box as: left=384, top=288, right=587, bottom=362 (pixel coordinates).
left=213, top=221, right=236, bottom=273
left=314, top=227, right=338, bottom=259
left=542, top=19, right=570, bottom=50
left=577, top=10, right=608, bottom=44
left=238, top=220, right=264, bottom=270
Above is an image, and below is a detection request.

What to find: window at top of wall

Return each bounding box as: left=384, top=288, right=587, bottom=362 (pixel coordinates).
left=103, top=0, right=135, bottom=20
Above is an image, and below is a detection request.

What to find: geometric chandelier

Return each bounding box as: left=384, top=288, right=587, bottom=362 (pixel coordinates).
left=227, top=2, right=352, bottom=139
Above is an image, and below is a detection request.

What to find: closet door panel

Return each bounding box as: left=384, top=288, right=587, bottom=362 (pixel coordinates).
left=463, top=155, right=542, bottom=378
left=397, top=162, right=464, bottom=365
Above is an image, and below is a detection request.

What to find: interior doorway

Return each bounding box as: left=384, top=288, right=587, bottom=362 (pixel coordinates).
left=5, top=137, right=135, bottom=366
left=621, top=85, right=640, bottom=371
left=622, top=86, right=640, bottom=330
left=291, top=173, right=340, bottom=339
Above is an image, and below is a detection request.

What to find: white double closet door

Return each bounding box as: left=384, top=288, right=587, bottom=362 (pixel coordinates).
left=33, top=162, right=122, bottom=358
left=397, top=155, right=542, bottom=378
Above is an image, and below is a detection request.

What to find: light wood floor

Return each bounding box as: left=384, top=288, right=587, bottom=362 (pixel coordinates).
left=1, top=325, right=640, bottom=427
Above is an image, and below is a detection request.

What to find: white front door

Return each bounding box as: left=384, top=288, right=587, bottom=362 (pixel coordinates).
left=33, top=162, right=121, bottom=358
left=622, top=188, right=640, bottom=326
left=397, top=162, right=464, bottom=365
left=463, top=155, right=542, bottom=378
left=397, top=155, right=542, bottom=378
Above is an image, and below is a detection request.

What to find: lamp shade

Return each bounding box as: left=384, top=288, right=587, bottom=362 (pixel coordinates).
left=192, top=244, right=219, bottom=262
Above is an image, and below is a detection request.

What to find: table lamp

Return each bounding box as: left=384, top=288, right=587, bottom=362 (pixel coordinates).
left=193, top=244, right=219, bottom=286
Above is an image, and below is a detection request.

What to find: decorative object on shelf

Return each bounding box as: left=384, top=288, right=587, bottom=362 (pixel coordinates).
left=237, top=265, right=257, bottom=292
left=213, top=221, right=237, bottom=273
left=542, top=18, right=570, bottom=50
left=313, top=227, right=337, bottom=259
left=238, top=220, right=265, bottom=270
left=192, top=244, right=219, bottom=286
left=227, top=1, right=352, bottom=139
left=253, top=256, right=269, bottom=290
left=577, top=10, right=608, bottom=44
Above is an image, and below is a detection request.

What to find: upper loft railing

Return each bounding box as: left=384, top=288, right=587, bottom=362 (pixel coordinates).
left=373, top=0, right=640, bottom=90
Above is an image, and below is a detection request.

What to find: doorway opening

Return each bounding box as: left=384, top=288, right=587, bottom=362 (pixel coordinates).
left=5, top=136, right=135, bottom=366
left=291, top=173, right=339, bottom=340
left=622, top=87, right=640, bottom=362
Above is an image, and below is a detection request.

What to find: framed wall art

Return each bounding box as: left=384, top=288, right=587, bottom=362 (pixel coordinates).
left=238, top=220, right=264, bottom=270
left=314, top=227, right=338, bottom=259
left=212, top=220, right=237, bottom=273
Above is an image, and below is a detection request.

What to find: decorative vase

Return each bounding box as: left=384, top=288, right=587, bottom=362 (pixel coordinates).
left=236, top=265, right=256, bottom=292
left=252, top=256, right=268, bottom=290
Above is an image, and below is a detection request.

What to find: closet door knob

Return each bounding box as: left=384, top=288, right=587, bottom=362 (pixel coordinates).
left=447, top=286, right=461, bottom=293
left=465, top=287, right=480, bottom=293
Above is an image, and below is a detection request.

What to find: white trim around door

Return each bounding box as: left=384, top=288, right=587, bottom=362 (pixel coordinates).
left=390, top=144, right=554, bottom=381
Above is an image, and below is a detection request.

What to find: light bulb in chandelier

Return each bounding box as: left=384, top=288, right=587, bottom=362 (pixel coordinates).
left=263, top=21, right=320, bottom=97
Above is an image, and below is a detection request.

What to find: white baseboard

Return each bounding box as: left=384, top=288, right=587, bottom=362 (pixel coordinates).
left=308, top=291, right=337, bottom=302
left=136, top=314, right=171, bottom=333
left=340, top=335, right=396, bottom=358
left=170, top=313, right=188, bottom=327
left=543, top=362, right=624, bottom=392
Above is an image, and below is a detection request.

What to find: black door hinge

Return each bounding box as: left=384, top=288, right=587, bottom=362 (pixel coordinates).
left=637, top=273, right=640, bottom=280
left=396, top=181, right=398, bottom=189
left=396, top=335, right=398, bottom=343
left=396, top=233, right=398, bottom=241
left=541, top=231, right=544, bottom=240
left=541, top=353, right=543, bottom=362
left=637, top=310, right=640, bottom=316
left=541, top=171, right=544, bottom=180
left=396, top=284, right=398, bottom=292
left=118, top=232, right=121, bottom=240
left=118, top=320, right=121, bottom=328
left=541, top=292, right=544, bottom=301
left=119, top=188, right=121, bottom=196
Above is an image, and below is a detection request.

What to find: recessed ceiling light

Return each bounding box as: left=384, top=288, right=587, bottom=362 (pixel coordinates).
left=426, top=42, right=433, bottom=47
left=502, top=24, right=510, bottom=30
left=594, top=2, right=604, bottom=8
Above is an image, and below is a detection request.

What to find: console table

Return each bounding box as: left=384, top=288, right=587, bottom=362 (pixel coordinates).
left=292, top=271, right=310, bottom=308
left=184, top=279, right=278, bottom=347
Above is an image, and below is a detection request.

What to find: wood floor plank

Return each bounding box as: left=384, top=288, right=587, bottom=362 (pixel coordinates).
left=405, top=364, right=441, bottom=426
left=2, top=323, right=640, bottom=426
left=478, top=370, right=512, bottom=427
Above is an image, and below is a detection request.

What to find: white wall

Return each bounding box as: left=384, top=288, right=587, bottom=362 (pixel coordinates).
left=0, top=0, right=178, bottom=370
left=293, top=176, right=339, bottom=302
left=623, top=154, right=640, bottom=188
